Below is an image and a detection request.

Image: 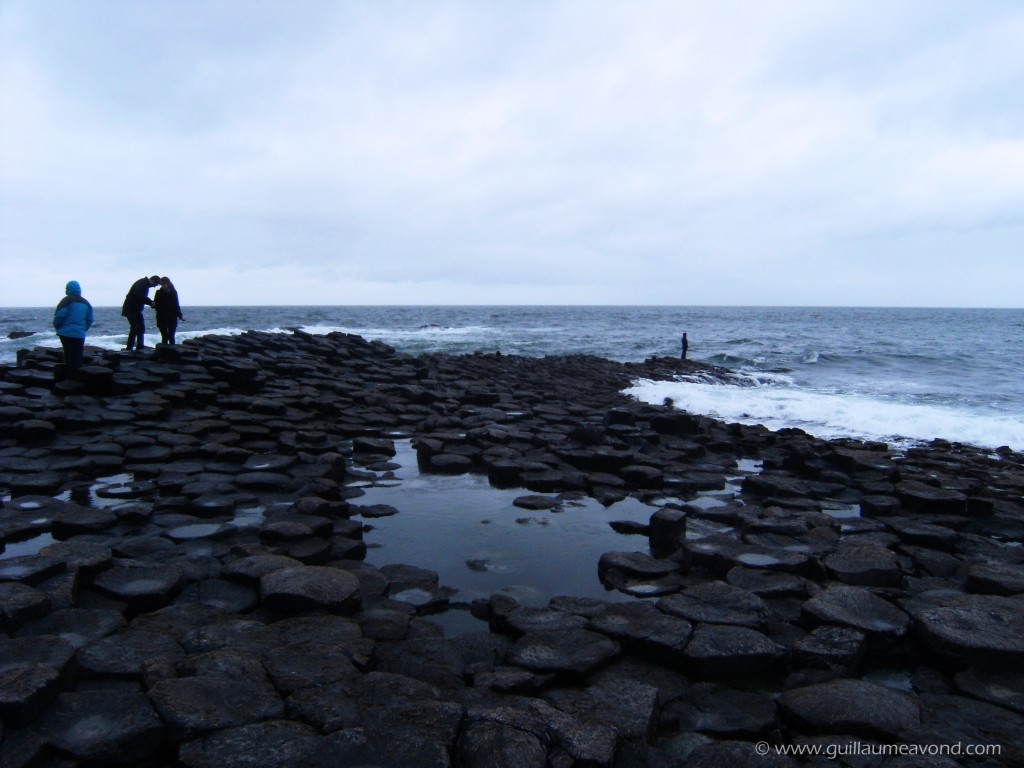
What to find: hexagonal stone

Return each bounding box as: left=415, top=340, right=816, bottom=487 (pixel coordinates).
left=823, top=545, right=903, bottom=587
left=792, top=625, right=866, bottom=672
left=657, top=582, right=767, bottom=628
left=0, top=555, right=64, bottom=585
left=598, top=551, right=680, bottom=582
left=780, top=678, right=919, bottom=739
left=93, top=565, right=186, bottom=611
left=907, top=591, right=1024, bottom=670
left=683, top=624, right=784, bottom=678
left=802, top=584, right=910, bottom=639
left=507, top=629, right=620, bottom=677
left=177, top=720, right=321, bottom=768
left=223, top=554, right=303, bottom=585
left=0, top=663, right=62, bottom=724
left=589, top=602, right=694, bottom=665
left=148, top=673, right=285, bottom=741
left=78, top=629, right=185, bottom=679
left=966, top=562, right=1024, bottom=596
left=16, top=607, right=126, bottom=648
left=242, top=454, right=296, bottom=472
left=32, top=684, right=165, bottom=766
left=259, top=566, right=361, bottom=614
left=0, top=582, right=52, bottom=629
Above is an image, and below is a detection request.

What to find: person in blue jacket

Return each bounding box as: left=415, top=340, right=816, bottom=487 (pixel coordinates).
left=53, top=280, right=94, bottom=379
left=121, top=275, right=161, bottom=351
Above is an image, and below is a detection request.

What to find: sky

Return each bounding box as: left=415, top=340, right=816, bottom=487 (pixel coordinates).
left=1, top=1, right=1023, bottom=308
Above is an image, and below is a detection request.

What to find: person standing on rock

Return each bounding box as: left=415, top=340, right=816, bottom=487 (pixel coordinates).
left=681, top=332, right=689, bottom=360
left=53, top=280, right=94, bottom=379
left=121, top=275, right=161, bottom=351
left=154, top=276, right=185, bottom=345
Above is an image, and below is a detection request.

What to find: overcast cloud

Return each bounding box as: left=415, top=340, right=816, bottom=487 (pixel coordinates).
left=2, top=1, right=1022, bottom=307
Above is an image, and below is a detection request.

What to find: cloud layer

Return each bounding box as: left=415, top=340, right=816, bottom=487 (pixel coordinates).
left=2, top=0, right=1022, bottom=307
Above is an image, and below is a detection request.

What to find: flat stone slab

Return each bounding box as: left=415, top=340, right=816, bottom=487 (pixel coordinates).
left=597, top=551, right=680, bottom=582
left=954, top=668, right=1024, bottom=715
left=0, top=582, right=52, bottom=629
left=93, top=564, right=186, bottom=610
left=966, top=562, right=1024, bottom=596
left=802, top=584, right=910, bottom=638
left=792, top=625, right=866, bottom=672
left=32, top=684, right=166, bottom=766
left=223, top=554, right=304, bottom=585
left=507, top=629, right=620, bottom=677
left=824, top=545, right=903, bottom=587
left=589, top=602, right=694, bottom=665
left=17, top=607, right=126, bottom=648
left=0, top=663, right=62, bottom=724
left=260, top=640, right=361, bottom=696
left=259, top=565, right=361, bottom=614
left=148, top=673, right=286, bottom=741
left=0, top=555, right=64, bottom=585
left=657, top=582, right=767, bottom=628
left=683, top=624, right=784, bottom=678
left=77, top=629, right=185, bottom=679
left=512, top=494, right=560, bottom=511
left=543, top=678, right=659, bottom=742
left=780, top=678, right=919, bottom=739
left=907, top=591, right=1024, bottom=670
left=177, top=719, right=323, bottom=768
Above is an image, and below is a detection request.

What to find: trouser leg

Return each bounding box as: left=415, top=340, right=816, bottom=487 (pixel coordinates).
left=126, top=314, right=145, bottom=349
left=60, top=336, right=85, bottom=377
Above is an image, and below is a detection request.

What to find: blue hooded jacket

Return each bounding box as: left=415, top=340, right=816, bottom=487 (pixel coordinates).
left=54, top=280, right=94, bottom=339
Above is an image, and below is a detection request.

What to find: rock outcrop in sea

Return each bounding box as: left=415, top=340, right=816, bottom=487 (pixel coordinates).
left=1, top=330, right=1022, bottom=767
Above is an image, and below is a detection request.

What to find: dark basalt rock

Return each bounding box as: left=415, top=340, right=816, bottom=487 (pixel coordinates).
left=905, top=590, right=1024, bottom=670
left=792, top=625, right=866, bottom=672
left=176, top=719, right=320, bottom=768
left=77, top=628, right=185, bottom=679
left=457, top=720, right=547, bottom=768
left=507, top=629, right=620, bottom=677
left=683, top=624, right=784, bottom=678
left=823, top=544, right=904, bottom=588
left=32, top=683, right=165, bottom=766
left=0, top=663, right=62, bottom=725
left=17, top=607, right=126, bottom=648
left=0, top=582, right=52, bottom=629
left=259, top=565, right=361, bottom=614
left=779, top=678, right=919, bottom=739
left=6, top=330, right=1024, bottom=766
left=954, top=668, right=1024, bottom=715
left=802, top=584, right=910, bottom=639
left=92, top=564, right=186, bottom=611
left=657, top=582, right=767, bottom=629
left=965, top=561, right=1024, bottom=596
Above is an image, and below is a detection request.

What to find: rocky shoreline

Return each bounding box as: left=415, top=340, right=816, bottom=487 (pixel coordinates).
left=1, top=330, right=1022, bottom=767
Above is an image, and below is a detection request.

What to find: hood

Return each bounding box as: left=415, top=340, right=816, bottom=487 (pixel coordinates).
left=65, top=280, right=82, bottom=296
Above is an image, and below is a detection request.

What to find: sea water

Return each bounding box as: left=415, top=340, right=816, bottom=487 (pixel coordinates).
left=2, top=305, right=1022, bottom=451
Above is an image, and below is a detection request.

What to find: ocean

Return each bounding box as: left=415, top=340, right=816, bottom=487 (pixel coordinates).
left=3, top=305, right=1022, bottom=451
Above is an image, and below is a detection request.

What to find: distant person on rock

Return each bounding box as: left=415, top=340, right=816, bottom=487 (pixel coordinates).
left=681, top=332, right=689, bottom=360
left=53, top=280, right=94, bottom=379
left=121, top=275, right=161, bottom=351
left=154, top=276, right=185, bottom=345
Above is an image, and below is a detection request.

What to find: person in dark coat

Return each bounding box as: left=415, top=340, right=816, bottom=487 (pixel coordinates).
left=53, top=280, right=94, bottom=378
left=154, top=276, right=185, bottom=345
left=121, top=275, right=161, bottom=351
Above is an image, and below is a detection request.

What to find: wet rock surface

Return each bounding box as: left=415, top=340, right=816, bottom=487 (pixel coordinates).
left=0, top=332, right=1022, bottom=766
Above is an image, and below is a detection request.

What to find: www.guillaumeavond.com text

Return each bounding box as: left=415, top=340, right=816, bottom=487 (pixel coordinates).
left=754, top=741, right=1003, bottom=760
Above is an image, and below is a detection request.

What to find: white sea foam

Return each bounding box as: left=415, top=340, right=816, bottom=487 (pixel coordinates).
left=625, top=379, right=1024, bottom=451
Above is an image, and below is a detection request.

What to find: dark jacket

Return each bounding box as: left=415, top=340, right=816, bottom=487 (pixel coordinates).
left=54, top=282, right=94, bottom=339
left=122, top=277, right=154, bottom=316
left=154, top=287, right=183, bottom=323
